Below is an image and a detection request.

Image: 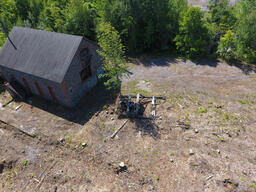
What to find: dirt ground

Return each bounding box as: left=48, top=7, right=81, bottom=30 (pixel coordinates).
left=0, top=58, right=256, bottom=192
left=188, top=0, right=238, bottom=11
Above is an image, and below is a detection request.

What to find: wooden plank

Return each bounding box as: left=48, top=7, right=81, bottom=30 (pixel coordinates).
left=110, top=119, right=128, bottom=139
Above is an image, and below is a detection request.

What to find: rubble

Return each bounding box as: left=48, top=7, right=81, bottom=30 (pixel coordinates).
left=189, top=149, right=194, bottom=155
left=205, top=175, right=213, bottom=181
left=81, top=142, right=87, bottom=147
left=58, top=138, right=65, bottom=143
left=119, top=162, right=125, bottom=167
left=115, top=161, right=127, bottom=174
left=15, top=105, right=22, bottom=111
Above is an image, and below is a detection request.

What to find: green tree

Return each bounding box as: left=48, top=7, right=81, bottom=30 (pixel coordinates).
left=168, top=0, right=188, bottom=48
left=234, top=0, right=256, bottom=63
left=217, top=30, right=236, bottom=60
left=14, top=0, right=30, bottom=21
left=0, top=0, right=17, bottom=48
left=174, top=7, right=209, bottom=58
left=65, top=0, right=96, bottom=40
left=97, top=22, right=129, bottom=90
left=27, top=0, right=44, bottom=28
left=206, top=0, right=236, bottom=54
left=207, top=0, right=236, bottom=33
left=38, top=0, right=67, bottom=32
left=95, top=0, right=188, bottom=53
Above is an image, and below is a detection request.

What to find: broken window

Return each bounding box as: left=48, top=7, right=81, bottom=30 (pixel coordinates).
left=80, top=67, right=92, bottom=82
left=79, top=47, right=92, bottom=82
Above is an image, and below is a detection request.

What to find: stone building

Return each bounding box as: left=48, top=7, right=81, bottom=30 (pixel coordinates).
left=0, top=27, right=103, bottom=107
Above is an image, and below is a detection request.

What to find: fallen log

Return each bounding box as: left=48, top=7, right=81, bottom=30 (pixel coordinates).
left=0, top=120, right=36, bottom=138
left=110, top=119, right=129, bottom=139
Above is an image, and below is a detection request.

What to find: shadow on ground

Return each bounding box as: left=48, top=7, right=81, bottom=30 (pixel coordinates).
left=0, top=84, right=5, bottom=95
left=191, top=58, right=256, bottom=74
left=25, top=82, right=119, bottom=126
left=226, top=60, right=256, bottom=75
left=131, top=118, right=160, bottom=140
left=134, top=58, right=220, bottom=68
left=133, top=58, right=177, bottom=67
left=191, top=59, right=219, bottom=67
left=133, top=57, right=256, bottom=75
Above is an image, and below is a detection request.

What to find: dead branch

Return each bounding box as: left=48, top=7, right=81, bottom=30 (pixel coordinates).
left=0, top=120, right=36, bottom=138
left=110, top=119, right=129, bottom=139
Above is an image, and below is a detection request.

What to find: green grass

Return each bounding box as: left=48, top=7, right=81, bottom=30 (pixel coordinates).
left=213, top=109, right=241, bottom=123
left=238, top=99, right=251, bottom=105
left=23, top=160, right=28, bottom=167
left=249, top=183, right=256, bottom=189
left=198, top=108, right=208, bottom=113
left=29, top=173, right=35, bottom=178
left=65, top=136, right=73, bottom=143
left=122, top=80, right=151, bottom=96
left=241, top=177, right=246, bottom=182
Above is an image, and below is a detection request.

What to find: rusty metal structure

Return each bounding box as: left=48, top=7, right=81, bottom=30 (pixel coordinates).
left=116, top=93, right=166, bottom=119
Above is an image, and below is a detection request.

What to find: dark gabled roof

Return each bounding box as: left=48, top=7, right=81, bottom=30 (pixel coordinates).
left=0, top=27, right=83, bottom=83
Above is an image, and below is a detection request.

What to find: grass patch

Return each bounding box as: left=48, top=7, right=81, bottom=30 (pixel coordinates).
left=212, top=109, right=241, bottom=124
left=23, top=160, right=28, bottom=167
left=103, top=105, right=108, bottom=109
left=122, top=80, right=151, bottom=96
left=249, top=183, right=256, bottom=189
left=65, top=136, right=73, bottom=143
left=241, top=177, right=246, bottom=182
left=238, top=99, right=251, bottom=105
left=198, top=108, right=208, bottom=113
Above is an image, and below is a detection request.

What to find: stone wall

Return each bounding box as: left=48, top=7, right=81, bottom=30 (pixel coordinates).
left=63, top=39, right=103, bottom=107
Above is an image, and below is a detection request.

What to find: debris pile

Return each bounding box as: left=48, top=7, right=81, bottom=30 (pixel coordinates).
left=116, top=93, right=166, bottom=119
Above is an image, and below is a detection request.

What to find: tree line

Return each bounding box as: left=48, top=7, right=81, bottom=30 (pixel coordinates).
left=0, top=0, right=256, bottom=88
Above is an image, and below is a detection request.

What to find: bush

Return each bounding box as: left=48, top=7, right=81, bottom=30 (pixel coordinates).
left=174, top=7, right=210, bottom=58
left=217, top=30, right=236, bottom=60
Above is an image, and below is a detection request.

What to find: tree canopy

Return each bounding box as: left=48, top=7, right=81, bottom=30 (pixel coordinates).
left=0, top=0, right=256, bottom=89
left=174, top=7, right=209, bottom=58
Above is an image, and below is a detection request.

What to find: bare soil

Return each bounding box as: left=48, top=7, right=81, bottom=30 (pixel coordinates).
left=0, top=59, right=256, bottom=192
left=188, top=0, right=238, bottom=11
